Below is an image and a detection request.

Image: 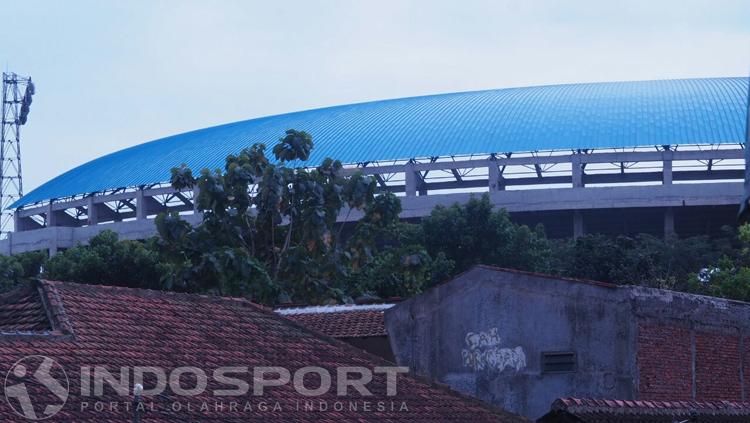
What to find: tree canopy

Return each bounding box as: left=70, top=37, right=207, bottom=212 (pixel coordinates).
left=153, top=129, right=449, bottom=304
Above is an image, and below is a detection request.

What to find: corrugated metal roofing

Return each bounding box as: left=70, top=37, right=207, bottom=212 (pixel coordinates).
left=13, top=77, right=749, bottom=208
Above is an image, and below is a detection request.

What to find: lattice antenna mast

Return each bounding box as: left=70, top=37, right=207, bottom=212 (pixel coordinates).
left=1, top=73, right=34, bottom=237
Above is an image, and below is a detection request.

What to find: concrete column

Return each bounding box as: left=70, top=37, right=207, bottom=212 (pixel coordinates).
left=488, top=159, right=500, bottom=191
left=571, top=155, right=583, bottom=188
left=573, top=210, right=584, bottom=239
left=86, top=196, right=98, bottom=226
left=136, top=189, right=147, bottom=220
left=46, top=202, right=56, bottom=227
left=664, top=207, right=675, bottom=237
left=13, top=210, right=23, bottom=232
left=404, top=163, right=417, bottom=197
left=48, top=229, right=58, bottom=256
left=662, top=152, right=673, bottom=185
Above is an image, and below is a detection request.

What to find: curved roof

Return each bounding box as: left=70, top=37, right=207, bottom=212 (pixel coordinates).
left=14, top=77, right=749, bottom=208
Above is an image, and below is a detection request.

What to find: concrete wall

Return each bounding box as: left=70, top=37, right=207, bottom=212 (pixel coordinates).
left=385, top=266, right=750, bottom=419
left=385, top=266, right=636, bottom=419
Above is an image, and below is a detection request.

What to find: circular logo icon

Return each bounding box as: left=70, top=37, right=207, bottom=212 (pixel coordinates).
left=4, top=355, right=69, bottom=420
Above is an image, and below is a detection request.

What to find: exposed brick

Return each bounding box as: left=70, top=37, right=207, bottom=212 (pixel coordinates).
left=636, top=324, right=692, bottom=401
left=695, top=331, right=742, bottom=401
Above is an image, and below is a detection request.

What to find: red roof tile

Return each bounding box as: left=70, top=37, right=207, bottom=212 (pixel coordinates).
left=0, top=280, right=526, bottom=422
left=0, top=285, right=52, bottom=333
left=277, top=304, right=391, bottom=338
left=539, top=397, right=750, bottom=422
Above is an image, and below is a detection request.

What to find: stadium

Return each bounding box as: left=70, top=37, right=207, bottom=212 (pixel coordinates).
left=2, top=77, right=748, bottom=254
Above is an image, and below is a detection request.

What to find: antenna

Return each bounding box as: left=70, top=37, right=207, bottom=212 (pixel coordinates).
left=1, top=72, right=34, bottom=238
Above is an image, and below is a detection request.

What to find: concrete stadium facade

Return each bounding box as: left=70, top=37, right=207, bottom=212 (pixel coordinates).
left=2, top=77, right=747, bottom=254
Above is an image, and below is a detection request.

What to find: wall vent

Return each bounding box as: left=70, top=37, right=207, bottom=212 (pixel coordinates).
left=542, top=351, right=577, bottom=373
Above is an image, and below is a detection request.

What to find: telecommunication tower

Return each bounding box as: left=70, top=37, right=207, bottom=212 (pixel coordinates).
left=1, top=73, right=34, bottom=237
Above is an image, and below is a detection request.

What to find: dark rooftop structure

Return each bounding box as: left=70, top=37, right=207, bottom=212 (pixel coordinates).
left=0, top=280, right=527, bottom=422
left=0, top=286, right=52, bottom=333
left=537, top=398, right=750, bottom=423
left=277, top=303, right=395, bottom=361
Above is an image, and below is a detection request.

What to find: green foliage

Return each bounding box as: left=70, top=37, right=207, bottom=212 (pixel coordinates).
left=0, top=250, right=47, bottom=293
left=344, top=194, right=454, bottom=299
left=0, top=254, right=25, bottom=292
left=422, top=194, right=551, bottom=274
left=43, top=230, right=164, bottom=289
left=272, top=130, right=313, bottom=162
left=15, top=251, right=47, bottom=279
left=551, top=231, right=734, bottom=290
left=688, top=224, right=750, bottom=302
left=353, top=247, right=453, bottom=299
left=157, top=131, right=435, bottom=305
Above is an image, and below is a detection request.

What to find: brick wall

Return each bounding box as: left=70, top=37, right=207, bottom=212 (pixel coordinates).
left=637, top=324, right=745, bottom=401
left=695, top=331, right=742, bottom=401
left=637, top=324, right=692, bottom=400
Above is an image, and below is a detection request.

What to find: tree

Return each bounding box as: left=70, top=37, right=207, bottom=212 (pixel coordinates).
left=0, top=255, right=24, bottom=292
left=157, top=130, right=382, bottom=304
left=346, top=193, right=454, bottom=299
left=421, top=194, right=551, bottom=274
left=551, top=231, right=734, bottom=290
left=693, top=224, right=750, bottom=302
left=43, top=230, right=164, bottom=289
left=0, top=250, right=47, bottom=293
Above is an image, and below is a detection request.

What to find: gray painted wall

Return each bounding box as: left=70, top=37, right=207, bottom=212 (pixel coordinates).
left=385, top=266, right=750, bottom=419
left=385, top=266, right=637, bottom=419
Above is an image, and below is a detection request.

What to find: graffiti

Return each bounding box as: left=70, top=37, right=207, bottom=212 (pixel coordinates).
left=461, top=328, right=526, bottom=373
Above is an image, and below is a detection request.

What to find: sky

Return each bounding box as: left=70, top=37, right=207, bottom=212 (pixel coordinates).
left=2, top=0, right=750, bottom=192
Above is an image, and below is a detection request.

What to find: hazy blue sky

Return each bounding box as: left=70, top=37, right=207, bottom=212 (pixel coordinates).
left=2, top=0, right=750, bottom=191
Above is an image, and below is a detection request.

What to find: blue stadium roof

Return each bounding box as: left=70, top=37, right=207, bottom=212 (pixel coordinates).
left=13, top=77, right=749, bottom=208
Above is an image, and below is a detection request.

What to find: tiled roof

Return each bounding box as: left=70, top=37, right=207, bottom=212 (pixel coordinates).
left=277, top=304, right=393, bottom=338
left=539, top=398, right=750, bottom=423
left=0, top=281, right=526, bottom=422
left=0, top=285, right=52, bottom=333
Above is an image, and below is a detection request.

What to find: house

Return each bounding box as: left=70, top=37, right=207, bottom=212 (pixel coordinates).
left=537, top=398, right=750, bottom=422
left=0, top=280, right=527, bottom=422
left=276, top=303, right=395, bottom=361
left=385, top=265, right=750, bottom=420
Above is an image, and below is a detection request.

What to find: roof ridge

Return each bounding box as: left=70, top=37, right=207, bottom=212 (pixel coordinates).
left=40, top=278, right=270, bottom=308
left=471, top=264, right=620, bottom=288
left=554, top=397, right=750, bottom=414
left=36, top=280, right=75, bottom=335
left=275, top=303, right=395, bottom=315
